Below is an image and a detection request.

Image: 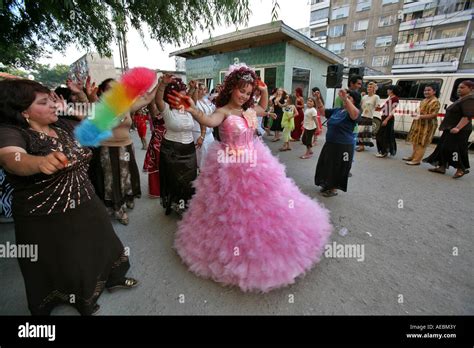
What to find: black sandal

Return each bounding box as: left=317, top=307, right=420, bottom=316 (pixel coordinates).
left=107, top=278, right=139, bottom=292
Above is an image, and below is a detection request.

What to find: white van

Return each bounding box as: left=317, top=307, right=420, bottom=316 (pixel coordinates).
left=363, top=74, right=474, bottom=143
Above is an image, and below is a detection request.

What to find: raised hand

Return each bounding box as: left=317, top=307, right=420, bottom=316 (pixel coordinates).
left=338, top=89, right=348, bottom=100
left=85, top=76, right=99, bottom=102
left=167, top=90, right=195, bottom=111
left=66, top=78, right=83, bottom=95
left=161, top=73, right=175, bottom=85
left=50, top=91, right=67, bottom=114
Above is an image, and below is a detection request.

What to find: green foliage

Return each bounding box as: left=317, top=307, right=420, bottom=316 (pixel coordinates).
left=0, top=0, right=251, bottom=69
left=31, top=64, right=69, bottom=88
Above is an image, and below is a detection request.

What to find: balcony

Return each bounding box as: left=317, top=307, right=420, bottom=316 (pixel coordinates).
left=394, top=35, right=467, bottom=53
left=310, top=19, right=329, bottom=29
left=310, top=0, right=330, bottom=11
left=399, top=9, right=474, bottom=31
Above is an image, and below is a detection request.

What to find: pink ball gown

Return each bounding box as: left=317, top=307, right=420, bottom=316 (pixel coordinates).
left=175, top=108, right=332, bottom=292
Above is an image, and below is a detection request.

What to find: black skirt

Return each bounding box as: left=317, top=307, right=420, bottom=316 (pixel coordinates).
left=302, top=128, right=315, bottom=147
left=13, top=196, right=130, bottom=315
left=423, top=128, right=472, bottom=170
left=270, top=109, right=283, bottom=132
left=159, top=138, right=197, bottom=214
left=315, top=142, right=354, bottom=192
left=89, top=144, right=141, bottom=211
left=376, top=117, right=396, bottom=156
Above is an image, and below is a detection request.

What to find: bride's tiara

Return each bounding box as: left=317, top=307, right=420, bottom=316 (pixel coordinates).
left=225, top=62, right=254, bottom=76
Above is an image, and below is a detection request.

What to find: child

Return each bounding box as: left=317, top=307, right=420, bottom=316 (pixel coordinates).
left=279, top=95, right=297, bottom=151
left=300, top=97, right=319, bottom=159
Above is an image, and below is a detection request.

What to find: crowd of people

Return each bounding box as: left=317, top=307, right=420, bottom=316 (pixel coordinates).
left=0, top=64, right=472, bottom=315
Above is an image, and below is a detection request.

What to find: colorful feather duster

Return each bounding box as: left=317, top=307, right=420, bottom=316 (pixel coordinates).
left=74, top=67, right=157, bottom=146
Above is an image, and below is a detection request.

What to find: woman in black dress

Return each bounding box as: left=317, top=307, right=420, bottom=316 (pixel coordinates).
left=0, top=79, right=137, bottom=315
left=270, top=88, right=287, bottom=142
left=376, top=85, right=400, bottom=158
left=424, top=80, right=474, bottom=178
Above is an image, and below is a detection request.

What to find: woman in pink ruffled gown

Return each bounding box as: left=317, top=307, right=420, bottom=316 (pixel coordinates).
left=166, top=64, right=332, bottom=293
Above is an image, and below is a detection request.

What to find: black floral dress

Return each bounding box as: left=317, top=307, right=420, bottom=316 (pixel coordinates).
left=0, top=119, right=131, bottom=315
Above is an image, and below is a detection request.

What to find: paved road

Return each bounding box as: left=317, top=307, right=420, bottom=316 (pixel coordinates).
left=1, top=129, right=473, bottom=315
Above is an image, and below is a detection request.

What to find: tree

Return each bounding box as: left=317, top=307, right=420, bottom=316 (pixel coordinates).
left=32, top=64, right=70, bottom=88
left=0, top=66, right=29, bottom=78
left=0, top=0, right=251, bottom=69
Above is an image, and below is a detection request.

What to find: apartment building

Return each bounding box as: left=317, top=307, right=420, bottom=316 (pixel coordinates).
left=304, top=0, right=473, bottom=74
left=309, top=0, right=331, bottom=47
left=393, top=0, right=473, bottom=74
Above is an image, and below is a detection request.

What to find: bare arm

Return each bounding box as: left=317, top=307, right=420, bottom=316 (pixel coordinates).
left=130, top=86, right=158, bottom=114
left=254, top=85, right=269, bottom=116
left=155, top=74, right=174, bottom=113
left=189, top=108, right=226, bottom=128
left=454, top=117, right=470, bottom=131
left=314, top=92, right=325, bottom=116
left=0, top=148, right=68, bottom=176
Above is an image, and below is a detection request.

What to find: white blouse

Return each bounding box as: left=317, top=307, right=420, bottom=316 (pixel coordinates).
left=161, top=102, right=194, bottom=144
left=193, top=99, right=216, bottom=135
left=361, top=94, right=381, bottom=118
left=303, top=107, right=317, bottom=130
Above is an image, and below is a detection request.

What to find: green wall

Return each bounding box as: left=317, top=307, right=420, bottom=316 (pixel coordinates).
left=185, top=42, right=286, bottom=87
left=185, top=41, right=332, bottom=99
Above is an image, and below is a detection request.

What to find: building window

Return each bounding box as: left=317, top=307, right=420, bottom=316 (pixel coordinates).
left=310, top=8, right=329, bottom=22
left=398, top=27, right=432, bottom=44
left=382, top=0, right=399, bottom=5
left=433, top=25, right=467, bottom=40
left=351, top=57, right=365, bottom=66
left=425, top=47, right=462, bottom=63
left=394, top=48, right=462, bottom=65
left=331, top=5, right=350, bottom=20
left=311, top=0, right=325, bottom=4
left=356, top=0, right=371, bottom=12
left=354, top=19, right=369, bottom=31
left=454, top=0, right=471, bottom=12
left=375, top=35, right=392, bottom=47
left=378, top=14, right=396, bottom=27
left=464, top=47, right=474, bottom=64
left=328, top=24, right=346, bottom=38
left=219, top=71, right=226, bottom=84
left=292, top=68, right=311, bottom=98
left=352, top=39, right=366, bottom=50
left=311, top=29, right=327, bottom=38
left=328, top=42, right=345, bottom=54
left=264, top=67, right=277, bottom=92
left=372, top=55, right=390, bottom=67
